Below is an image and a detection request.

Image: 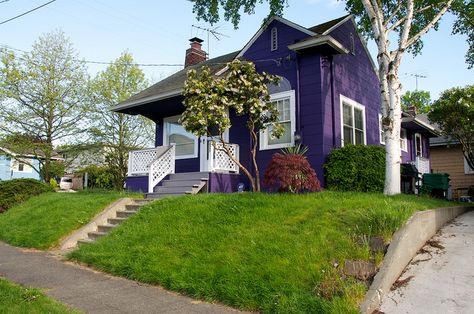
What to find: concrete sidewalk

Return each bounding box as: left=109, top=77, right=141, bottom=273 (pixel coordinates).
left=0, top=242, right=243, bottom=314
left=380, top=210, right=474, bottom=314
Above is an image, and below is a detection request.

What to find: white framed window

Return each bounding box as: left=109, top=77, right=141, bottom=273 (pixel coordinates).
left=464, top=154, right=474, bottom=175
left=11, top=159, right=32, bottom=173
left=260, top=90, right=296, bottom=150
left=415, top=133, right=423, bottom=157
left=163, top=115, right=198, bottom=159
left=378, top=114, right=407, bottom=151
left=341, top=95, right=366, bottom=146
left=271, top=27, right=278, bottom=51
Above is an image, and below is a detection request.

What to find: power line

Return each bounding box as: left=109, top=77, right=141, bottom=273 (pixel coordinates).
left=0, top=0, right=57, bottom=26
left=0, top=44, right=183, bottom=67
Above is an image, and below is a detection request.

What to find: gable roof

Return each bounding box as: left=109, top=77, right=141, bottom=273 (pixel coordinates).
left=113, top=51, right=239, bottom=112
left=308, top=15, right=351, bottom=34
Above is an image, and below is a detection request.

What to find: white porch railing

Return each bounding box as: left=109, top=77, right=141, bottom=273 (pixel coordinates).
left=148, top=145, right=175, bottom=193
left=209, top=141, right=239, bottom=173
left=414, top=156, right=430, bottom=175
left=128, top=146, right=171, bottom=176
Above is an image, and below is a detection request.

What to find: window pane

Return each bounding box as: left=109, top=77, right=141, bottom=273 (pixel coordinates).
left=268, top=122, right=291, bottom=145
left=354, top=108, right=363, bottom=130
left=343, top=104, right=353, bottom=126
left=343, top=126, right=353, bottom=145
left=167, top=121, right=196, bottom=156
left=355, top=129, right=364, bottom=145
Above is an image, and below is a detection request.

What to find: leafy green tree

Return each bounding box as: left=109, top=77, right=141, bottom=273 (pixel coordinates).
left=182, top=59, right=281, bottom=191
left=0, top=30, right=89, bottom=182
left=89, top=52, right=152, bottom=190
left=190, top=0, right=472, bottom=195
left=429, top=85, right=474, bottom=171
left=401, top=90, right=432, bottom=113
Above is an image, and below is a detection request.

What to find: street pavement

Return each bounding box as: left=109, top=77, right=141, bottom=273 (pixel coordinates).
left=380, top=210, right=474, bottom=314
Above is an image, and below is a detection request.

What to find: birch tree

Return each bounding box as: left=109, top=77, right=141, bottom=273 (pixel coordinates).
left=89, top=52, right=153, bottom=190
left=190, top=0, right=472, bottom=195
left=0, top=30, right=89, bottom=182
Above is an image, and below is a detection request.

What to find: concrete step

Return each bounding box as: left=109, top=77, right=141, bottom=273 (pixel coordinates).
left=131, top=199, right=152, bottom=206
left=168, top=172, right=209, bottom=181
left=154, top=186, right=192, bottom=194
left=145, top=192, right=187, bottom=199
left=125, top=204, right=140, bottom=212
left=108, top=217, right=127, bottom=225
left=77, top=239, right=94, bottom=245
left=161, top=179, right=203, bottom=188
left=97, top=224, right=117, bottom=233
left=88, top=231, right=107, bottom=240
left=116, top=210, right=136, bottom=218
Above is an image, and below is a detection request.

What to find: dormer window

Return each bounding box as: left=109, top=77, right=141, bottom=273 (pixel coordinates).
left=271, top=27, right=278, bottom=51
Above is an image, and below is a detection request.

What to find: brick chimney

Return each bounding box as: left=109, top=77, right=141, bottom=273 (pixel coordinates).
left=185, top=37, right=207, bottom=68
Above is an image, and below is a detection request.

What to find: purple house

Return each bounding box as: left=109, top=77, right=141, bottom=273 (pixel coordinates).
left=114, top=15, right=437, bottom=197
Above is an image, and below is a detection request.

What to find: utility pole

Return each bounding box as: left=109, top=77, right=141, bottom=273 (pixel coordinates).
left=412, top=74, right=427, bottom=90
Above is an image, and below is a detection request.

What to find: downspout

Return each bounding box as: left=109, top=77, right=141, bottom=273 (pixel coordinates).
left=330, top=56, right=336, bottom=147
left=295, top=53, right=302, bottom=138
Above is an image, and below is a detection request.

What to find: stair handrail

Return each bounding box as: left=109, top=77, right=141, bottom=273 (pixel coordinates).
left=148, top=145, right=175, bottom=193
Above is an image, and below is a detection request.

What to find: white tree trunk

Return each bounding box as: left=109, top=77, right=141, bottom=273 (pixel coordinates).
left=383, top=78, right=402, bottom=195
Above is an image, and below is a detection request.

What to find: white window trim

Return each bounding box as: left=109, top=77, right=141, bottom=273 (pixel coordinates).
left=340, top=95, right=366, bottom=147
left=400, top=129, right=408, bottom=152
left=260, top=90, right=296, bottom=151
left=464, top=155, right=474, bottom=175
left=11, top=159, right=33, bottom=173
left=271, top=27, right=278, bottom=51
left=379, top=114, right=407, bottom=152
left=379, top=113, right=385, bottom=145
left=163, top=115, right=199, bottom=160
left=414, top=133, right=423, bottom=157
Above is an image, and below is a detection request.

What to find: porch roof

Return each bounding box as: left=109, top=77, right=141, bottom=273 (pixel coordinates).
left=401, top=113, right=440, bottom=137
left=113, top=51, right=239, bottom=114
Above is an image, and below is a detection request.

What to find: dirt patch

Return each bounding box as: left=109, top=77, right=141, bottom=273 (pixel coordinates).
left=427, top=239, right=445, bottom=250
left=391, top=275, right=414, bottom=291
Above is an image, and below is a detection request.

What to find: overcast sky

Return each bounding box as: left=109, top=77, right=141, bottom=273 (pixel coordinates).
left=1, top=0, right=472, bottom=98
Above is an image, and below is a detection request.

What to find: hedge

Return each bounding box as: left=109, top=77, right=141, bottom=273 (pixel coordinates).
left=324, top=145, right=385, bottom=192
left=0, top=179, right=53, bottom=213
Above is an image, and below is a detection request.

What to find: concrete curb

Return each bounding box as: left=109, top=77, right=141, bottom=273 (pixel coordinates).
left=359, top=205, right=474, bottom=314
left=56, top=198, right=134, bottom=251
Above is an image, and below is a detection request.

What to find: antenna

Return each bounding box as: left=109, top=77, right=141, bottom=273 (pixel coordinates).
left=192, top=25, right=229, bottom=58
left=404, top=73, right=427, bottom=90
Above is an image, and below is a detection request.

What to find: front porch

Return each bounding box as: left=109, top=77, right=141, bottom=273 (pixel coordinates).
left=126, top=141, right=241, bottom=195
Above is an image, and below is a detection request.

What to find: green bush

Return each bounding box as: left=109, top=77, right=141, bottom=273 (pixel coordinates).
left=324, top=145, right=385, bottom=192
left=77, top=165, right=114, bottom=190
left=0, top=179, right=53, bottom=213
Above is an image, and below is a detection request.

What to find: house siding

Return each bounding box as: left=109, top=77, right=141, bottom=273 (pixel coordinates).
left=430, top=145, right=474, bottom=193
left=0, top=155, right=41, bottom=181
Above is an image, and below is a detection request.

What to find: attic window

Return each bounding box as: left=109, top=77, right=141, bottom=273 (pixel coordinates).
left=271, top=27, right=278, bottom=51
left=350, top=33, right=355, bottom=55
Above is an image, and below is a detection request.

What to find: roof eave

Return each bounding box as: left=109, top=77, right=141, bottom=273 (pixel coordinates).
left=112, top=88, right=183, bottom=113
left=401, top=116, right=440, bottom=137
left=288, top=35, right=349, bottom=54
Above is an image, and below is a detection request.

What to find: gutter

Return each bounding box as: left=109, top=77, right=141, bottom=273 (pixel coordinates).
left=112, top=89, right=183, bottom=113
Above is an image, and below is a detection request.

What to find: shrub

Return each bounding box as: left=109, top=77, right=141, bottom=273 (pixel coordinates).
left=0, top=179, right=53, bottom=213
left=263, top=146, right=321, bottom=193
left=324, top=145, right=385, bottom=192
left=77, top=165, right=114, bottom=190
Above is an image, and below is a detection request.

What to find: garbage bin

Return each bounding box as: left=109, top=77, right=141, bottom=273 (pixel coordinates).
left=421, top=173, right=450, bottom=198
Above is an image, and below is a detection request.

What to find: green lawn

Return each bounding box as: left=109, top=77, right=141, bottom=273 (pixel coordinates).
left=0, top=190, right=140, bottom=249
left=68, top=192, right=452, bottom=313
left=0, top=278, right=80, bottom=314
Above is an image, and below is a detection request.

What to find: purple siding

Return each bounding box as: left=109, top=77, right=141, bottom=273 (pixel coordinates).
left=126, top=176, right=148, bottom=192
left=208, top=172, right=241, bottom=192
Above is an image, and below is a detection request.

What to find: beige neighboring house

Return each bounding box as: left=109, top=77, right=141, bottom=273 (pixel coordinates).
left=430, top=137, right=474, bottom=199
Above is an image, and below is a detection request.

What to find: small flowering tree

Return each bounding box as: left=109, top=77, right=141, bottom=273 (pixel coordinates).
left=182, top=59, right=282, bottom=191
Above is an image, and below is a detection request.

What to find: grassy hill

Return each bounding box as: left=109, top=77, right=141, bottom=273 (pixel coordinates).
left=69, top=192, right=451, bottom=313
